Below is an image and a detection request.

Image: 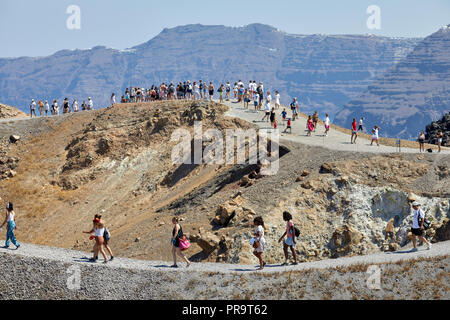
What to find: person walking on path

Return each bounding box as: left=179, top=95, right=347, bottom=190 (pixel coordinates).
left=1, top=203, right=20, bottom=249
left=278, top=211, right=297, bottom=265
left=110, top=93, right=116, bottom=106
left=171, top=217, right=191, bottom=268
left=290, top=98, right=299, bottom=121
left=358, top=117, right=364, bottom=133
left=91, top=213, right=114, bottom=261
left=410, top=202, right=431, bottom=252
left=324, top=114, right=330, bottom=137
left=371, top=125, right=380, bottom=146
left=307, top=116, right=314, bottom=136
left=351, top=118, right=358, bottom=144
left=418, top=131, right=426, bottom=152
left=262, top=95, right=271, bottom=122
left=88, top=97, right=94, bottom=110
left=252, top=216, right=266, bottom=270
left=208, top=83, right=215, bottom=101
left=437, top=130, right=443, bottom=153
left=63, top=98, right=70, bottom=114
left=83, top=216, right=108, bottom=263
left=218, top=84, right=224, bottom=103
left=270, top=108, right=276, bottom=128
left=283, top=118, right=292, bottom=134
left=38, top=100, right=44, bottom=117
left=30, top=99, right=37, bottom=118
left=274, top=91, right=281, bottom=110
left=312, top=111, right=319, bottom=132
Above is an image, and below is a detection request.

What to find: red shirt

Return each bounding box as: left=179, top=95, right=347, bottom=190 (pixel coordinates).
left=352, top=121, right=357, bottom=131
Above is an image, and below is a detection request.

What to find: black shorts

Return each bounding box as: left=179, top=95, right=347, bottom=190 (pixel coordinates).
left=411, top=228, right=423, bottom=236
left=209, top=91, right=214, bottom=96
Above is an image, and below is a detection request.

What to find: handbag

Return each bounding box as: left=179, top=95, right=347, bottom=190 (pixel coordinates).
left=179, top=235, right=191, bottom=251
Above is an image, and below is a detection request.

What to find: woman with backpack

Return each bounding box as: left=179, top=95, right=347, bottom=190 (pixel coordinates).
left=89, top=213, right=114, bottom=261
left=278, top=211, right=298, bottom=265
left=171, top=217, right=191, bottom=268
left=83, top=216, right=109, bottom=263
left=1, top=202, right=20, bottom=249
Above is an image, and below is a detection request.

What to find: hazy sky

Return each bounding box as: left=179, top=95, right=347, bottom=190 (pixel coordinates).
left=0, top=0, right=449, bottom=58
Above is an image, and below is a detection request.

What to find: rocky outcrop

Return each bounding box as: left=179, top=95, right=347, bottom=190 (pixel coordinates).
left=0, top=103, right=26, bottom=119
left=426, top=112, right=450, bottom=146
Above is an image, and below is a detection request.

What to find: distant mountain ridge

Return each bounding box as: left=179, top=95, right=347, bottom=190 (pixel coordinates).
left=0, top=23, right=419, bottom=117
left=335, top=25, right=450, bottom=140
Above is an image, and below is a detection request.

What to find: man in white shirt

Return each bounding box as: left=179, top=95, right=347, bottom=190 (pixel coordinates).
left=261, top=92, right=272, bottom=122
left=30, top=99, right=37, bottom=118
left=410, top=202, right=431, bottom=252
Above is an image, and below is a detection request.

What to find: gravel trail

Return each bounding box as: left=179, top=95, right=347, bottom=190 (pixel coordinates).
left=2, top=240, right=449, bottom=274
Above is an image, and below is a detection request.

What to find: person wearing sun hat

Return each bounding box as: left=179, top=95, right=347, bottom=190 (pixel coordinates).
left=410, top=201, right=431, bottom=252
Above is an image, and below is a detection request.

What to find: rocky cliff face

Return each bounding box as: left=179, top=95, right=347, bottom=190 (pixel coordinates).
left=426, top=112, right=450, bottom=146
left=335, top=25, right=450, bottom=140
left=0, top=24, right=419, bottom=116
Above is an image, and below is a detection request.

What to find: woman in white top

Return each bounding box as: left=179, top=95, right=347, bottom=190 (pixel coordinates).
left=110, top=93, right=116, bottom=106
left=274, top=91, right=281, bottom=110
left=0, top=202, right=20, bottom=249
left=72, top=99, right=79, bottom=113
left=44, top=100, right=50, bottom=116
left=324, top=113, right=330, bottom=137
left=252, top=216, right=266, bottom=270
left=193, top=82, right=200, bottom=100
left=371, top=126, right=380, bottom=146
left=83, top=215, right=108, bottom=263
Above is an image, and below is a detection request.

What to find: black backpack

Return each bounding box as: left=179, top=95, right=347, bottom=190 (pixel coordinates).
left=294, top=226, right=300, bottom=238
left=418, top=210, right=431, bottom=230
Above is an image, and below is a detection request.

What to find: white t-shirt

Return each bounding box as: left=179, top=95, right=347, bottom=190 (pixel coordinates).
left=325, top=117, right=330, bottom=126
left=253, top=93, right=259, bottom=101
left=359, top=119, right=363, bottom=126
left=412, top=209, right=425, bottom=229
left=266, top=95, right=272, bottom=108
left=373, top=128, right=379, bottom=139
left=31, top=101, right=36, bottom=109
left=254, top=225, right=266, bottom=252
left=88, top=99, right=93, bottom=109
left=275, top=94, right=280, bottom=105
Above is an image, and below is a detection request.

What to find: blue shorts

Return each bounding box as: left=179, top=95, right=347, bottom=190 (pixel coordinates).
left=285, top=237, right=295, bottom=247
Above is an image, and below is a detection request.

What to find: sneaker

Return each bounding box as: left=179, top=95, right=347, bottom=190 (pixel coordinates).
left=2, top=245, right=9, bottom=249
left=281, top=262, right=288, bottom=266
left=292, top=262, right=298, bottom=265
left=109, top=256, right=114, bottom=261
left=427, top=243, right=432, bottom=250
left=410, top=248, right=418, bottom=252
left=88, top=258, right=97, bottom=263
left=15, top=244, right=20, bottom=249
left=170, top=264, right=179, bottom=268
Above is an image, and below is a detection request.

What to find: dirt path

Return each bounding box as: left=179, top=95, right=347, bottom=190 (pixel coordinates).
left=2, top=240, right=449, bottom=274
left=222, top=100, right=450, bottom=154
